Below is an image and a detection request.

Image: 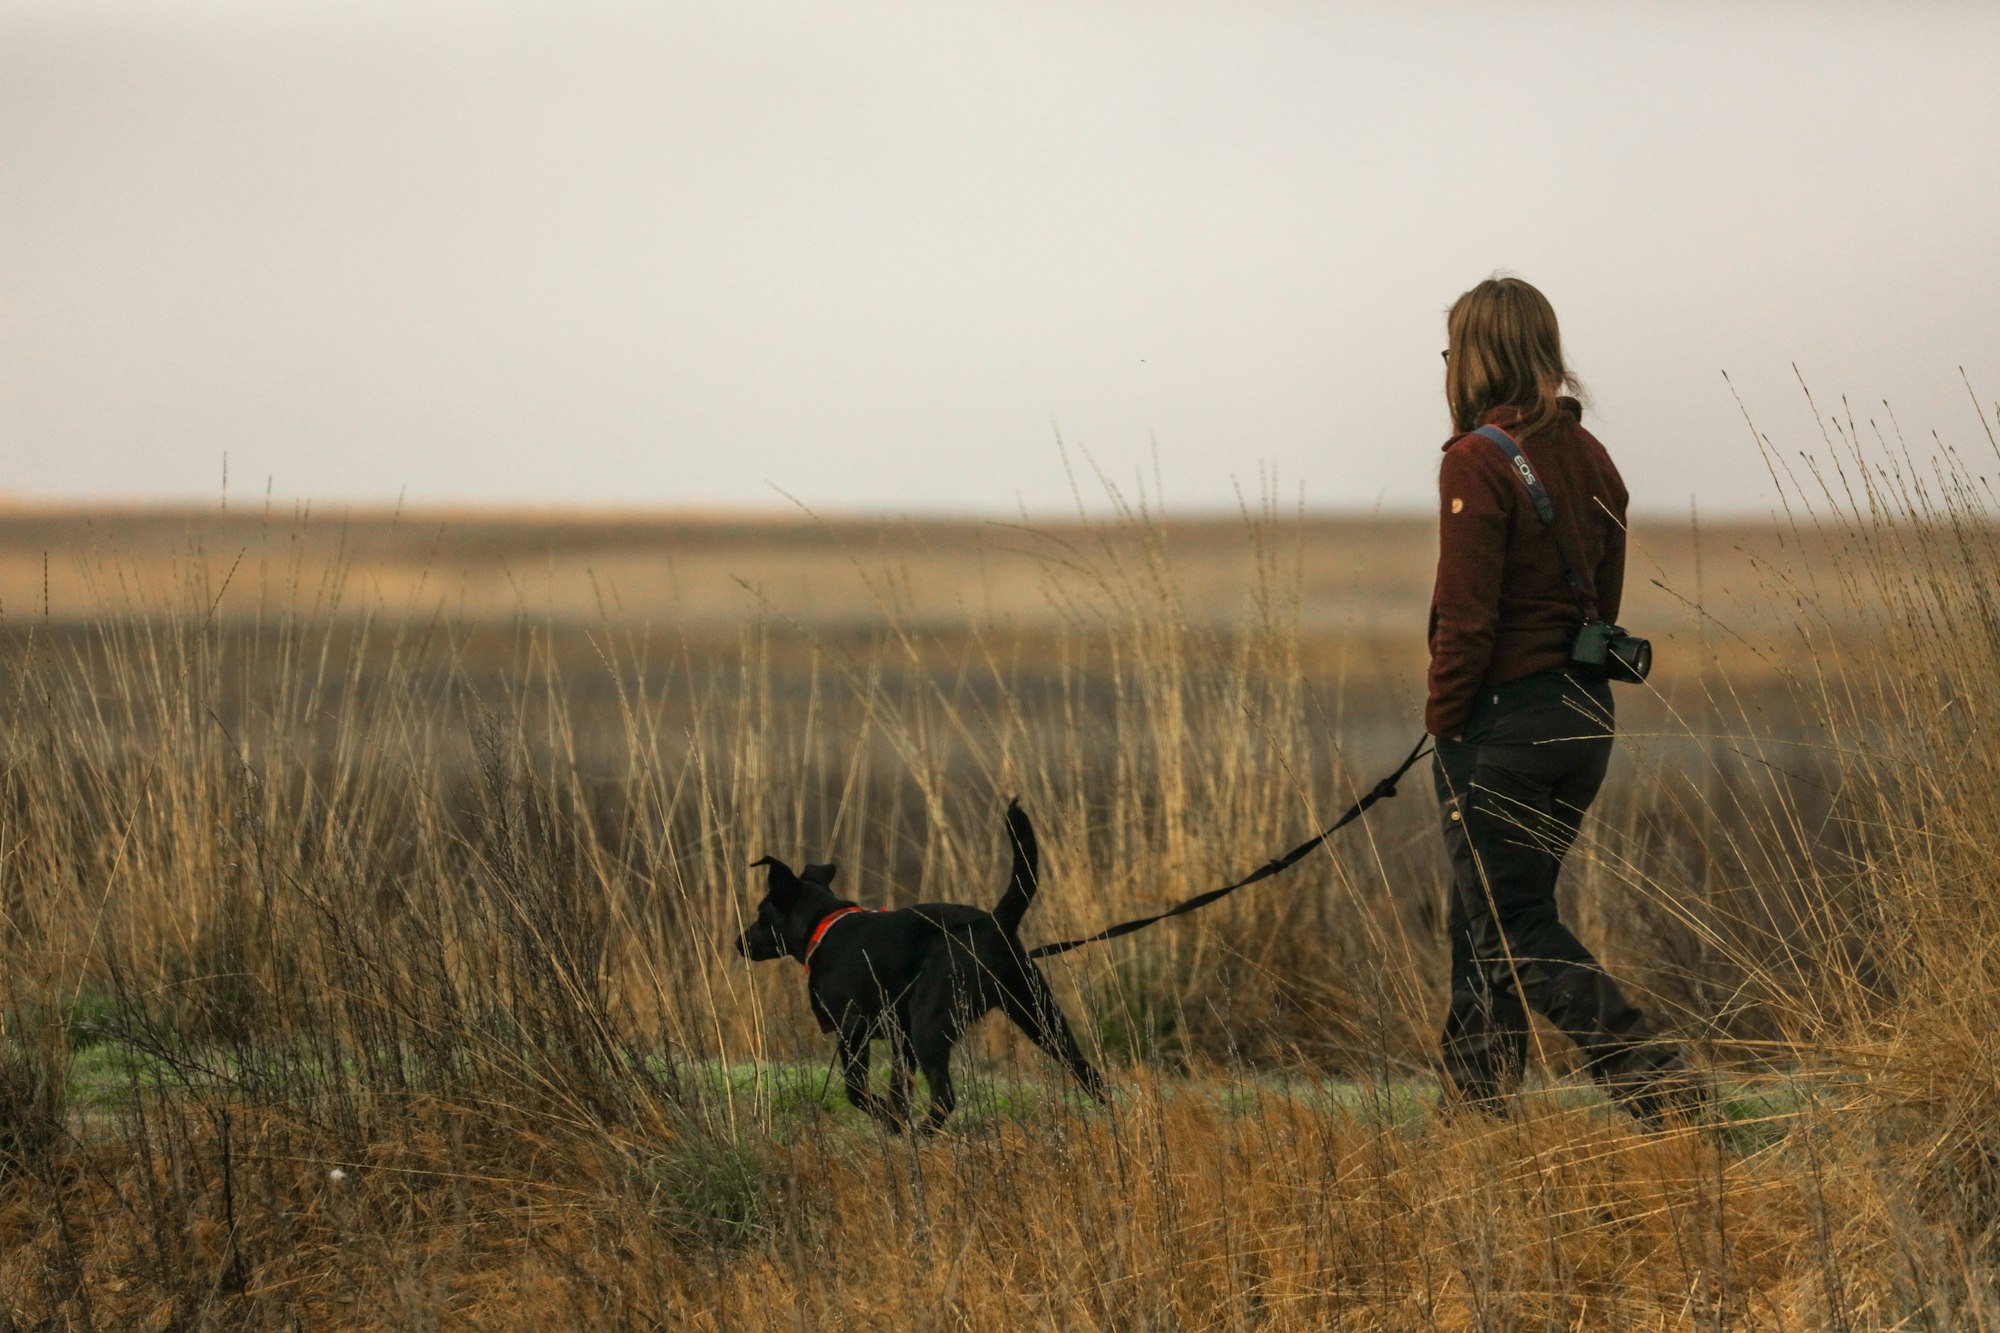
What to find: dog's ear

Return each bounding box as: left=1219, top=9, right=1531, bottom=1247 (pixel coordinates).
left=751, top=855, right=799, bottom=896
left=800, top=862, right=838, bottom=887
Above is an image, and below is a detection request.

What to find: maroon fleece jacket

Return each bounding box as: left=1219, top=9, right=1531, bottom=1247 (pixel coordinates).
left=1425, top=397, right=1628, bottom=738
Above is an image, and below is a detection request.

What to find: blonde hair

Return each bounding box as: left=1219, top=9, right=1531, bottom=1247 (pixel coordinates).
left=1444, top=276, right=1582, bottom=439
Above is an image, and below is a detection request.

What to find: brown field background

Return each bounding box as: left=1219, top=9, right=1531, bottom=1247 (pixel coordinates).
left=1, top=459, right=1996, bottom=1328
left=0, top=502, right=1831, bottom=1061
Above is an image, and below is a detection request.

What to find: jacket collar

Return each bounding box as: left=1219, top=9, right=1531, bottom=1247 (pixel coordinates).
left=1442, top=396, right=1582, bottom=451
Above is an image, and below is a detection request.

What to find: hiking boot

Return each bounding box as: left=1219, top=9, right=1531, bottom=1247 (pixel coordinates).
left=1598, top=1041, right=1713, bottom=1128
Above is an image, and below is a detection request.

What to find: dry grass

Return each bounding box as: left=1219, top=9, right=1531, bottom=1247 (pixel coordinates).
left=1, top=397, right=1998, bottom=1328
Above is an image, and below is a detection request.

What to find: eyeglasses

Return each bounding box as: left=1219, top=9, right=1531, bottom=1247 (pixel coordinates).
left=1440, top=349, right=1450, bottom=362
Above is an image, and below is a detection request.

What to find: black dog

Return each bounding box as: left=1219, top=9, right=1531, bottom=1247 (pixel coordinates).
left=734, top=800, right=1106, bottom=1130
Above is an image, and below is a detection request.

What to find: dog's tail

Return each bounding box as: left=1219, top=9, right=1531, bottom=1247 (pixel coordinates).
left=992, top=798, right=1038, bottom=935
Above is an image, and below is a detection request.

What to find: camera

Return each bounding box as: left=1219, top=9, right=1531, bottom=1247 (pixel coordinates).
left=1571, top=620, right=1652, bottom=684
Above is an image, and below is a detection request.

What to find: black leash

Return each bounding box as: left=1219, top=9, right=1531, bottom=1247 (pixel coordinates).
left=1027, top=733, right=1434, bottom=960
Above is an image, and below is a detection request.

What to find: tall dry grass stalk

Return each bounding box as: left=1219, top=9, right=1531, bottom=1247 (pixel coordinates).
left=0, top=389, right=1996, bottom=1327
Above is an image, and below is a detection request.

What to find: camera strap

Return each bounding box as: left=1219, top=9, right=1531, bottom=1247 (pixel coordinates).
left=1472, top=425, right=1598, bottom=624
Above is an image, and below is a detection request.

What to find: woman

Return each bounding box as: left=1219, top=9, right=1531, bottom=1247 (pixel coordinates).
left=1427, top=276, right=1691, bottom=1124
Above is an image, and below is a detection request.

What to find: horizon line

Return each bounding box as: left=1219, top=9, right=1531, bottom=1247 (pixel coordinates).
left=0, top=495, right=1787, bottom=525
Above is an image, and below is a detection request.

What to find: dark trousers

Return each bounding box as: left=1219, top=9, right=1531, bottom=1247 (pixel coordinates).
left=1433, top=669, right=1668, bottom=1109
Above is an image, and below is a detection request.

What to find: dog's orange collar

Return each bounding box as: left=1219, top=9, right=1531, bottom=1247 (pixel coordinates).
left=803, top=905, right=875, bottom=966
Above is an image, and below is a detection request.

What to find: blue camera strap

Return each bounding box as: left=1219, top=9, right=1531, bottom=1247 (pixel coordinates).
left=1472, top=424, right=1598, bottom=622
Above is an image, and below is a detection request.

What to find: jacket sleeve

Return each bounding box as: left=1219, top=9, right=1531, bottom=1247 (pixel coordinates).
left=1426, top=445, right=1511, bottom=737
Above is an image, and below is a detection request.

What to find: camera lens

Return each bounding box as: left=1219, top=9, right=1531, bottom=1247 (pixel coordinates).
left=1622, top=638, right=1652, bottom=681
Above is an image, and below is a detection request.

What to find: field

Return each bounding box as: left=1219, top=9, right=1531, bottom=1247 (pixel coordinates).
left=2, top=412, right=1998, bottom=1328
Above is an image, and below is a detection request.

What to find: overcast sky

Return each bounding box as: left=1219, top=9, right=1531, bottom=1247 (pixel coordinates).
left=3, top=1, right=1995, bottom=515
